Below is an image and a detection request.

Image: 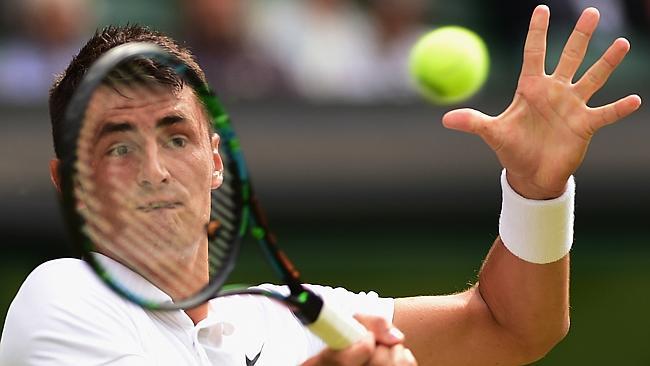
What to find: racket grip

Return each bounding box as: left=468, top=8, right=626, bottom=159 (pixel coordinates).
left=307, top=300, right=368, bottom=350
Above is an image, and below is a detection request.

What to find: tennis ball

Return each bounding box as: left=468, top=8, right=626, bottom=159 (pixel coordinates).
left=409, top=26, right=489, bottom=104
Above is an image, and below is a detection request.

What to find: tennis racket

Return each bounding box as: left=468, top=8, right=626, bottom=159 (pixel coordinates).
left=58, top=42, right=366, bottom=350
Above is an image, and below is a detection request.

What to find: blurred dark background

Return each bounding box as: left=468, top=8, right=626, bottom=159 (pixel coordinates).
left=1, top=0, right=648, bottom=364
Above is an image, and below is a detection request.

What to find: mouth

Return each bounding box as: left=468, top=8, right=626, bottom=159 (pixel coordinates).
left=136, top=201, right=183, bottom=212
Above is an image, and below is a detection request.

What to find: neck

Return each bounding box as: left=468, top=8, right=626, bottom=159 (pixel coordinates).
left=185, top=303, right=209, bottom=325
left=168, top=239, right=211, bottom=325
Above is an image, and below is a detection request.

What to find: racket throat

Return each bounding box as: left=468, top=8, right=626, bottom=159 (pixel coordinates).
left=289, top=288, right=367, bottom=350
left=288, top=288, right=324, bottom=326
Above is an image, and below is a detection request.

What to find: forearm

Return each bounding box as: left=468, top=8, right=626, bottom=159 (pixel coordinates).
left=478, top=238, right=570, bottom=360
left=477, top=172, right=572, bottom=360
left=394, top=173, right=572, bottom=365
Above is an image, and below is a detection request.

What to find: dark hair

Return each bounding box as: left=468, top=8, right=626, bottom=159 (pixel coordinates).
left=49, top=25, right=207, bottom=159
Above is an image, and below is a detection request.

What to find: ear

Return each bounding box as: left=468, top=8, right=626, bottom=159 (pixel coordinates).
left=210, top=133, right=224, bottom=189
left=49, top=158, right=62, bottom=194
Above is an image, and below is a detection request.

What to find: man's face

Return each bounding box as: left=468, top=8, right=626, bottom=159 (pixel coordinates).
left=77, top=83, right=221, bottom=282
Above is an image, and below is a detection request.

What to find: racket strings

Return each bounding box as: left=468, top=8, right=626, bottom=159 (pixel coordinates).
left=207, top=158, right=242, bottom=277
left=73, top=60, right=242, bottom=305
left=76, top=124, right=208, bottom=300
left=78, top=160, right=211, bottom=300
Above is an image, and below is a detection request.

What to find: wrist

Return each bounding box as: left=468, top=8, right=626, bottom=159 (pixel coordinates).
left=499, top=169, right=575, bottom=264
left=505, top=172, right=569, bottom=200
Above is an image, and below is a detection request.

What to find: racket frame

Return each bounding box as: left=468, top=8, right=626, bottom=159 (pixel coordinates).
left=59, top=42, right=366, bottom=349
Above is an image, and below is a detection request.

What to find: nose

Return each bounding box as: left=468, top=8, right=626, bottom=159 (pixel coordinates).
left=137, top=144, right=170, bottom=188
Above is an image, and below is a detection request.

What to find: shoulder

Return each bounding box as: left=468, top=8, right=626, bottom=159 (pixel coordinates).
left=23, top=257, right=98, bottom=285
left=12, top=257, right=121, bottom=308
left=0, top=258, right=145, bottom=365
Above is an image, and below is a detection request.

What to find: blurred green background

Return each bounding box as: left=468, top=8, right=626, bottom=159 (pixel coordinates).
left=1, top=0, right=648, bottom=364
left=2, top=224, right=649, bottom=364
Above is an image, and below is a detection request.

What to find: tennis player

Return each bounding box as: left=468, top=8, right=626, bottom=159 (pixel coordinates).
left=0, top=5, right=641, bottom=365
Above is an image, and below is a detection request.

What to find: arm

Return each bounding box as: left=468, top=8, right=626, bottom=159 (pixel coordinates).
left=394, top=5, right=641, bottom=365
left=395, top=247, right=568, bottom=365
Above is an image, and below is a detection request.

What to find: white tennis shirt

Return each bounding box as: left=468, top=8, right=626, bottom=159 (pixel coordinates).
left=0, top=255, right=393, bottom=365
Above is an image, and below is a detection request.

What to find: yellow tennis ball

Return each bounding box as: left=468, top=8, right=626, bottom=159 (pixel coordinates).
left=409, top=26, right=489, bottom=104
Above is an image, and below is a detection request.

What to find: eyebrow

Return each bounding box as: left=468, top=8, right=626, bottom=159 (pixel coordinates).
left=157, top=115, right=185, bottom=129
left=95, top=114, right=187, bottom=142
left=95, top=121, right=134, bottom=142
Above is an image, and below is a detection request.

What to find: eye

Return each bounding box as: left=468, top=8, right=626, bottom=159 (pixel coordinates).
left=107, top=144, right=131, bottom=157
left=168, top=136, right=188, bottom=149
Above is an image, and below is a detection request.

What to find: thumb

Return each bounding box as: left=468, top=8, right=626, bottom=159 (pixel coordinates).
left=354, top=314, right=404, bottom=346
left=442, top=108, right=492, bottom=137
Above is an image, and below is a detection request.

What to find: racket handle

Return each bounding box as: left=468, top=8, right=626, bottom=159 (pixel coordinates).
left=307, top=300, right=368, bottom=350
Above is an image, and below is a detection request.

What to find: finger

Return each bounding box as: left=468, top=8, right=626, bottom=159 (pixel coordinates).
left=403, top=348, right=417, bottom=365
left=386, top=345, right=417, bottom=366
left=574, top=38, right=630, bottom=100
left=367, top=345, right=418, bottom=366
left=552, top=7, right=600, bottom=82
left=520, top=5, right=550, bottom=77
left=442, top=108, right=493, bottom=138
left=301, top=334, right=375, bottom=366
left=354, top=314, right=404, bottom=346
left=366, top=345, right=391, bottom=366
left=589, top=94, right=642, bottom=131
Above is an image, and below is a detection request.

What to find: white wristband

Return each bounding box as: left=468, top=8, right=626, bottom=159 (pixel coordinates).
left=498, top=170, right=575, bottom=264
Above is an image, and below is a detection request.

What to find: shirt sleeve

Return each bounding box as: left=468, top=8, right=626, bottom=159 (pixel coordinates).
left=0, top=259, right=150, bottom=366
left=254, top=283, right=394, bottom=361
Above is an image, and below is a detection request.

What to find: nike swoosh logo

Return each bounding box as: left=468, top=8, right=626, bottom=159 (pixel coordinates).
left=245, top=344, right=264, bottom=366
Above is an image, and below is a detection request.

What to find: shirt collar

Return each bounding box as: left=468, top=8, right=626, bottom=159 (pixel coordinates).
left=90, top=253, right=236, bottom=341
left=91, top=252, right=173, bottom=304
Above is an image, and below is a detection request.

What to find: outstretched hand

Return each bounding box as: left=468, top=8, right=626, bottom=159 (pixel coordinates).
left=442, top=5, right=642, bottom=199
